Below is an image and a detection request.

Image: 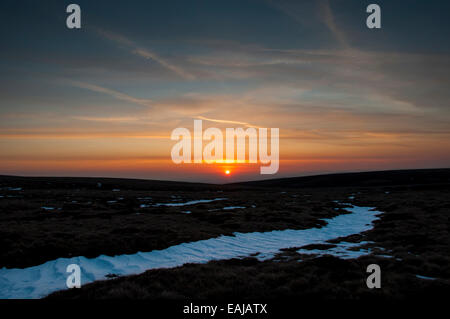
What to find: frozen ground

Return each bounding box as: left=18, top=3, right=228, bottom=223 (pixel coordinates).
left=0, top=204, right=381, bottom=299
left=153, top=198, right=227, bottom=207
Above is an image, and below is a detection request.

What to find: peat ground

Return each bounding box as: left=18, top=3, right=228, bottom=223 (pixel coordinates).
left=0, top=176, right=348, bottom=269
left=0, top=169, right=449, bottom=300
left=48, top=184, right=450, bottom=300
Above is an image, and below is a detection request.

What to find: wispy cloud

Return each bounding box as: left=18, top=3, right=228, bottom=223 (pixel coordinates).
left=95, top=28, right=195, bottom=80
left=267, top=0, right=349, bottom=49
left=71, top=116, right=141, bottom=123
left=317, top=0, right=349, bottom=49
left=70, top=81, right=153, bottom=107
left=196, top=116, right=260, bottom=128
left=0, top=127, right=170, bottom=139
left=133, top=48, right=195, bottom=80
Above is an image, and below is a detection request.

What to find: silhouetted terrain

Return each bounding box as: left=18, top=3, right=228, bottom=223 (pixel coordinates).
left=0, top=174, right=348, bottom=268
left=48, top=183, right=450, bottom=300
left=232, top=168, right=450, bottom=188
left=1, top=169, right=449, bottom=300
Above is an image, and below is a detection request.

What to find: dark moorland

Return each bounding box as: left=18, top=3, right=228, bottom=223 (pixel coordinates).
left=1, top=169, right=449, bottom=300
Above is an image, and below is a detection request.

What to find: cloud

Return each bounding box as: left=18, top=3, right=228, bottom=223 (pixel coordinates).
left=70, top=81, right=153, bottom=108
left=190, top=43, right=449, bottom=115
left=196, top=116, right=260, bottom=128
left=94, top=28, right=195, bottom=80
left=71, top=116, right=141, bottom=123
left=266, top=0, right=349, bottom=49
left=317, top=0, right=349, bottom=49
left=133, top=48, right=195, bottom=80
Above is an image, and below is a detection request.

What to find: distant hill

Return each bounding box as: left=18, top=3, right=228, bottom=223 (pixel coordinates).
left=1, top=168, right=449, bottom=190
left=231, top=168, right=450, bottom=188
left=0, top=175, right=216, bottom=191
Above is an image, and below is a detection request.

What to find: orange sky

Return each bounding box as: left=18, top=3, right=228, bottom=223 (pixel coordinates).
left=1, top=1, right=449, bottom=183
left=1, top=126, right=449, bottom=182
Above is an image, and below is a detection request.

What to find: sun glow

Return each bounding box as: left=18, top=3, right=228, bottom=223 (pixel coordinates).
left=225, top=170, right=231, bottom=175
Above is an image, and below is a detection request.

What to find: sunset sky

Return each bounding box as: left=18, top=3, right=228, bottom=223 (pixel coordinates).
left=1, top=0, right=449, bottom=183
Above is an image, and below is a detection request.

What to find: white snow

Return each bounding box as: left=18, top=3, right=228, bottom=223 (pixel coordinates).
left=375, top=254, right=393, bottom=259
left=153, top=198, right=227, bottom=207
left=41, top=207, right=55, bottom=211
left=7, top=187, right=22, bottom=191
left=0, top=204, right=381, bottom=299
left=415, top=275, right=437, bottom=280
left=296, top=241, right=373, bottom=259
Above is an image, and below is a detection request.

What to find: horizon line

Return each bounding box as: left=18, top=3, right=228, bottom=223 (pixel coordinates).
left=1, top=167, right=449, bottom=186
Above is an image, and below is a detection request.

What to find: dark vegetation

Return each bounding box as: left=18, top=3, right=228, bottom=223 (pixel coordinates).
left=47, top=254, right=450, bottom=300
left=234, top=168, right=450, bottom=188
left=48, top=180, right=450, bottom=300
left=1, top=169, right=449, bottom=299
left=0, top=175, right=348, bottom=268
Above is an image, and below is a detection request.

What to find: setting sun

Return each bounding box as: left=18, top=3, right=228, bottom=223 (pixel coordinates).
left=225, top=170, right=231, bottom=175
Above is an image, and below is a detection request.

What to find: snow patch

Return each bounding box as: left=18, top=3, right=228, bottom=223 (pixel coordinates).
left=415, top=275, right=437, bottom=281
left=154, top=198, right=227, bottom=207
left=0, top=205, right=381, bottom=299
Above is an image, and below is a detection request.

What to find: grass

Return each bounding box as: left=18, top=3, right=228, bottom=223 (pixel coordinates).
left=1, top=169, right=449, bottom=300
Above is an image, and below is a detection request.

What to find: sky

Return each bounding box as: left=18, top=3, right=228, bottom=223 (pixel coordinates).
left=0, top=0, right=449, bottom=183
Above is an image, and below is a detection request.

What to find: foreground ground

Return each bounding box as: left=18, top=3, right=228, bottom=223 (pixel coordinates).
left=0, top=176, right=347, bottom=269
left=1, top=169, right=449, bottom=299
